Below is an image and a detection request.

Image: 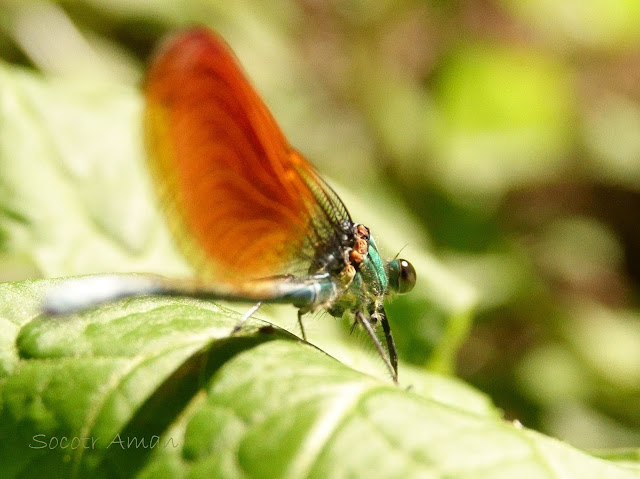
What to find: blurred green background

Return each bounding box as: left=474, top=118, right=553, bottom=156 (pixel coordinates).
left=1, top=0, right=640, bottom=452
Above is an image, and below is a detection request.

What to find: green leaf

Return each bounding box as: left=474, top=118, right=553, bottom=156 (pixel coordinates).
left=592, top=449, right=640, bottom=471
left=0, top=61, right=188, bottom=278
left=1, top=278, right=639, bottom=478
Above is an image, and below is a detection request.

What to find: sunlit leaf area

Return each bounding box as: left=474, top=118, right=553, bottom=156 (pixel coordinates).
left=1, top=1, right=640, bottom=478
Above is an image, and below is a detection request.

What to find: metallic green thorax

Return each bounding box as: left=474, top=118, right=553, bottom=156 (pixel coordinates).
left=327, top=236, right=389, bottom=319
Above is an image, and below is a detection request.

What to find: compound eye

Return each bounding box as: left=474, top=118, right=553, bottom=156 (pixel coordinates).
left=398, top=259, right=416, bottom=294
left=389, top=259, right=416, bottom=294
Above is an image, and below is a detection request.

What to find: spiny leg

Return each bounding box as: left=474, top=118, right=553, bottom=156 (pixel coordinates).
left=231, top=301, right=262, bottom=334
left=350, top=319, right=358, bottom=334
left=378, top=308, right=398, bottom=378
left=297, top=310, right=307, bottom=341
left=356, top=311, right=398, bottom=383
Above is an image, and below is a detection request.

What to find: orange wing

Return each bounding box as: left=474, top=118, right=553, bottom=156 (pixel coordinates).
left=144, top=28, right=319, bottom=282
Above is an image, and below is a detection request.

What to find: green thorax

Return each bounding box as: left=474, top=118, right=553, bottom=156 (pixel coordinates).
left=327, top=236, right=389, bottom=318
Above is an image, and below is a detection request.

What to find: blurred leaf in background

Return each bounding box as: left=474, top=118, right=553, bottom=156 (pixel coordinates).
left=0, top=0, right=639, bottom=459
